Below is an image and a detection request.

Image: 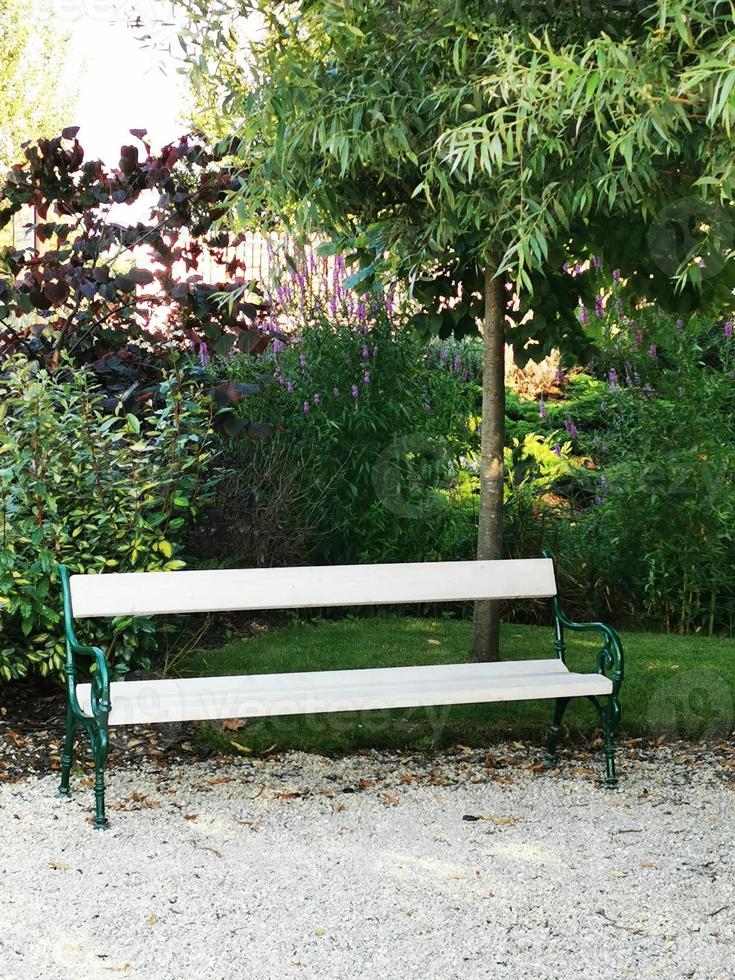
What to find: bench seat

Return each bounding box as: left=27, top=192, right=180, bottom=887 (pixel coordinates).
left=77, top=658, right=613, bottom=727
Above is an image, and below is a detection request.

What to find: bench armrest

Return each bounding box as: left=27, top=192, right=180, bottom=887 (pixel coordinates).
left=550, top=597, right=624, bottom=695
left=59, top=565, right=111, bottom=722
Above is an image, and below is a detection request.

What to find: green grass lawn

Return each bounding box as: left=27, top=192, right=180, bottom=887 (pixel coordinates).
left=185, top=617, right=734, bottom=756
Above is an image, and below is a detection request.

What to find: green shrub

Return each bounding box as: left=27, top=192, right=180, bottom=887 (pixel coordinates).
left=204, top=285, right=481, bottom=565
left=577, top=308, right=735, bottom=634
left=0, top=358, right=217, bottom=681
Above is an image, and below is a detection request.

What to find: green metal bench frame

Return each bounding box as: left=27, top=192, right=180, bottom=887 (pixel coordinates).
left=58, top=557, right=624, bottom=830
left=58, top=565, right=111, bottom=827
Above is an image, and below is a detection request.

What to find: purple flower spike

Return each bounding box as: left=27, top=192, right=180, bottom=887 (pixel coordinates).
left=333, top=387, right=340, bottom=397
left=362, top=345, right=369, bottom=360
left=272, top=338, right=283, bottom=355
left=594, top=495, right=604, bottom=506
left=313, top=393, right=321, bottom=406
left=578, top=306, right=590, bottom=326
left=303, top=401, right=310, bottom=413
left=676, top=318, right=684, bottom=332
left=363, top=371, right=371, bottom=384
left=595, top=294, right=605, bottom=318
left=608, top=368, right=618, bottom=387
left=612, top=268, right=621, bottom=283
left=648, top=344, right=657, bottom=359
left=351, top=384, right=359, bottom=399
left=724, top=320, right=733, bottom=337
left=539, top=398, right=548, bottom=421
left=552, top=443, right=562, bottom=456
left=592, top=255, right=602, bottom=270
left=555, top=369, right=564, bottom=383
left=564, top=418, right=579, bottom=438
left=300, top=354, right=308, bottom=370
left=287, top=381, right=294, bottom=394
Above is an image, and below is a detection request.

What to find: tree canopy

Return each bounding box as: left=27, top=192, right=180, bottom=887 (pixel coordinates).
left=179, top=0, right=735, bottom=359
left=0, top=0, right=76, bottom=172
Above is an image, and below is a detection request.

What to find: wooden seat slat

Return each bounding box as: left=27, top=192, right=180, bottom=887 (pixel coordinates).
left=77, top=659, right=613, bottom=726
left=69, top=558, right=557, bottom=619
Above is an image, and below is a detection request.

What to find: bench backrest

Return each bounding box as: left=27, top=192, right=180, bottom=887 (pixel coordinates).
left=68, top=558, right=557, bottom=619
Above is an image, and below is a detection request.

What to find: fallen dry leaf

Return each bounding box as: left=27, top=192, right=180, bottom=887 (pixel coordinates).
left=199, top=846, right=223, bottom=859
left=222, top=718, right=248, bottom=732
left=49, top=860, right=69, bottom=871
left=229, top=740, right=252, bottom=754
left=183, top=814, right=198, bottom=821
left=399, top=774, right=417, bottom=784
left=206, top=776, right=234, bottom=785
left=358, top=778, right=376, bottom=790
left=381, top=793, right=400, bottom=807
left=236, top=819, right=262, bottom=831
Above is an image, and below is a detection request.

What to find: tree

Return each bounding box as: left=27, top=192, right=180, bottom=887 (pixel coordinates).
left=0, top=0, right=76, bottom=171
left=177, top=0, right=735, bottom=659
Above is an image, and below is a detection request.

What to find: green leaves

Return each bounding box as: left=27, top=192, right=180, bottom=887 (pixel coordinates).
left=0, top=357, right=217, bottom=682
left=180, top=0, right=735, bottom=319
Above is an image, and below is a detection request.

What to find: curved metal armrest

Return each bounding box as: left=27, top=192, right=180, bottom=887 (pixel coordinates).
left=59, top=565, right=111, bottom=722
left=68, top=640, right=111, bottom=719
left=551, top=597, right=625, bottom=693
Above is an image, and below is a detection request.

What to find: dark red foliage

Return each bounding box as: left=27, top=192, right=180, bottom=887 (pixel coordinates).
left=0, top=128, right=268, bottom=372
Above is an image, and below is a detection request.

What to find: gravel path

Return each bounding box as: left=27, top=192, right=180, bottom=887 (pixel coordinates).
left=1, top=747, right=733, bottom=980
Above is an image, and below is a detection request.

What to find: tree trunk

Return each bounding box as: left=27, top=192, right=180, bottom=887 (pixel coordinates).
left=472, top=264, right=505, bottom=662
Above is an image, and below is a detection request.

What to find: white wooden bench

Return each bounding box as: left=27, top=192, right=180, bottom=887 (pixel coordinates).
left=58, top=557, right=624, bottom=828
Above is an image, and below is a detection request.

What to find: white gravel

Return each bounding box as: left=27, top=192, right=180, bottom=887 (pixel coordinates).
left=1, top=748, right=733, bottom=980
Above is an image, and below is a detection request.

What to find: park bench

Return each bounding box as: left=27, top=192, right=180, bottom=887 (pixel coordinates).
left=58, top=556, right=624, bottom=828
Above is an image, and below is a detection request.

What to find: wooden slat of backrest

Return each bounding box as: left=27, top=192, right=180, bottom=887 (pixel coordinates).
left=69, top=558, right=557, bottom=619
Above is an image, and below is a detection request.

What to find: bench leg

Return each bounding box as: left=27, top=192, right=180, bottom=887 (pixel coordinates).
left=589, top=694, right=620, bottom=789
left=94, top=728, right=110, bottom=830
left=91, top=725, right=110, bottom=830
left=543, top=697, right=570, bottom=769
left=58, top=704, right=75, bottom=797
left=602, top=694, right=621, bottom=790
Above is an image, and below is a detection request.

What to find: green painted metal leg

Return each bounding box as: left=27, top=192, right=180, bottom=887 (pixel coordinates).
left=92, top=726, right=110, bottom=830
left=543, top=697, right=570, bottom=769
left=602, top=694, right=621, bottom=790
left=58, top=704, right=75, bottom=797
left=589, top=694, right=620, bottom=789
